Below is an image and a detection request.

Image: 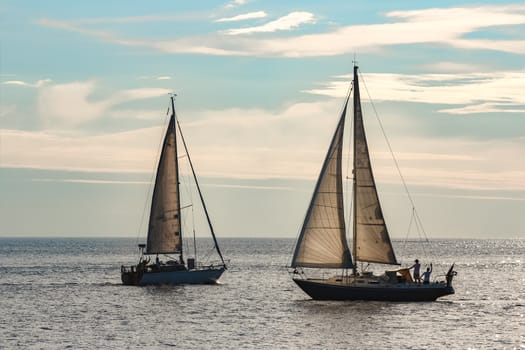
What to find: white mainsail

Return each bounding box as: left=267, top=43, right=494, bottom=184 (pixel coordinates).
left=146, top=114, right=182, bottom=254
left=291, top=101, right=353, bottom=268
left=352, top=66, right=398, bottom=265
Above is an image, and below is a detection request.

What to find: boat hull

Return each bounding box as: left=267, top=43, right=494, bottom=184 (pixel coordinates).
left=122, top=266, right=225, bottom=286
left=293, top=278, right=454, bottom=301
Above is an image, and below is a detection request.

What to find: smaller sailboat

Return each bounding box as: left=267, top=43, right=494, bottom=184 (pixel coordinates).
left=291, top=65, right=456, bottom=301
left=121, top=95, right=226, bottom=286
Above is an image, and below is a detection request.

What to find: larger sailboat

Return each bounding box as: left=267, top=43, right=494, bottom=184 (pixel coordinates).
left=121, top=95, right=226, bottom=286
left=291, top=65, right=456, bottom=301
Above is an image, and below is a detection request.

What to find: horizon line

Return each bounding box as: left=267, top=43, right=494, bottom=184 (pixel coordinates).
left=0, top=235, right=522, bottom=240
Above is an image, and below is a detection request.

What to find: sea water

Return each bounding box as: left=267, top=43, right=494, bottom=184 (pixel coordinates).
left=0, top=238, right=523, bottom=349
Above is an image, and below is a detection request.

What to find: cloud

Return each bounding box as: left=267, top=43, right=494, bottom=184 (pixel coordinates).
left=36, top=5, right=525, bottom=57
left=110, top=87, right=171, bottom=102
left=138, top=75, right=173, bottom=81
left=62, top=14, right=208, bottom=24
left=1, top=127, right=164, bottom=173
left=2, top=79, right=52, bottom=88
left=419, top=62, right=489, bottom=73
left=36, top=18, right=151, bottom=50
left=216, top=11, right=267, bottom=23
left=36, top=80, right=171, bottom=127
left=32, top=178, right=151, bottom=185
left=304, top=71, right=525, bottom=114
left=367, top=133, right=525, bottom=191
left=2, top=99, right=525, bottom=192
left=225, top=0, right=249, bottom=9
left=438, top=103, right=525, bottom=115
left=2, top=99, right=359, bottom=178
left=223, top=12, right=316, bottom=35
left=0, top=104, right=17, bottom=118
left=109, top=108, right=168, bottom=121
left=246, top=5, right=525, bottom=56
left=396, top=191, right=525, bottom=202
left=206, top=183, right=298, bottom=191
left=38, top=81, right=106, bottom=126
left=386, top=167, right=525, bottom=191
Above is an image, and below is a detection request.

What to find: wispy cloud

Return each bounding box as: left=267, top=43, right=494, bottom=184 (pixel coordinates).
left=37, top=80, right=170, bottom=127
left=386, top=191, right=525, bottom=202
left=305, top=71, right=525, bottom=114
left=67, top=14, right=207, bottom=24
left=216, top=11, right=267, bottom=23
left=36, top=5, right=525, bottom=57
left=1, top=127, right=164, bottom=173
left=0, top=104, right=17, bottom=118
left=438, top=102, right=525, bottom=115
left=419, top=62, right=489, bottom=73
left=33, top=178, right=151, bottom=185
left=206, top=183, right=298, bottom=191
left=138, top=75, right=173, bottom=81
left=2, top=98, right=525, bottom=192
left=385, top=167, right=525, bottom=191
left=225, top=0, right=249, bottom=9
left=223, top=12, right=315, bottom=35
left=2, top=79, right=52, bottom=88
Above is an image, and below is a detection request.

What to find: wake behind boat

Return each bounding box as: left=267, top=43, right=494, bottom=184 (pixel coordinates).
left=291, top=65, right=456, bottom=301
left=121, top=95, right=226, bottom=286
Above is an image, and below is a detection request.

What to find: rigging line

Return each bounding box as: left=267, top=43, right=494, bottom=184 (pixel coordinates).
left=202, top=244, right=218, bottom=262
left=414, top=209, right=430, bottom=242
left=184, top=156, right=198, bottom=262
left=359, top=70, right=430, bottom=243
left=403, top=207, right=415, bottom=250
left=192, top=206, right=197, bottom=263
left=415, top=213, right=431, bottom=258
left=135, top=106, right=171, bottom=246
left=179, top=147, right=196, bottom=258
left=403, top=209, right=429, bottom=261
left=176, top=118, right=227, bottom=266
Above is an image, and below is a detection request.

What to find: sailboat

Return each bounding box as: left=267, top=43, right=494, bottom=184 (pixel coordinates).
left=291, top=65, right=456, bottom=301
left=121, top=95, right=226, bottom=286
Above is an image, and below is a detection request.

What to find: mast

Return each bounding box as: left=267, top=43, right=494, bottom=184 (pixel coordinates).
left=176, top=119, right=227, bottom=267
left=171, top=94, right=184, bottom=263
left=352, top=65, right=358, bottom=277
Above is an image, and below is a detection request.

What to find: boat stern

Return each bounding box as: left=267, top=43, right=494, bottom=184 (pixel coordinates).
left=445, top=263, right=457, bottom=288
left=121, top=265, right=142, bottom=286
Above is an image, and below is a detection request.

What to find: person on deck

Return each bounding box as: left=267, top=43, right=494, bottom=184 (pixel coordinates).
left=156, top=255, right=162, bottom=267
left=409, top=259, right=421, bottom=283
left=422, top=264, right=433, bottom=284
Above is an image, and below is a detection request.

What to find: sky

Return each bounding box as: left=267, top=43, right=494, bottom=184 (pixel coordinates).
left=0, top=0, right=524, bottom=239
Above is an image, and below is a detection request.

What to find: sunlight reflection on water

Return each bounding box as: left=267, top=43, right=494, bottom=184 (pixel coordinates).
left=0, top=238, right=523, bottom=349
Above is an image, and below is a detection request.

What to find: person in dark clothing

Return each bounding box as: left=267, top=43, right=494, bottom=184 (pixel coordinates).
left=409, top=259, right=421, bottom=283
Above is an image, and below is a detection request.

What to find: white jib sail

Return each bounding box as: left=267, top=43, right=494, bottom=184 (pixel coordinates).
left=292, top=102, right=353, bottom=268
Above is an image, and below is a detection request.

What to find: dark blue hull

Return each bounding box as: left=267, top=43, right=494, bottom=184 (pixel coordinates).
left=293, top=278, right=454, bottom=301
